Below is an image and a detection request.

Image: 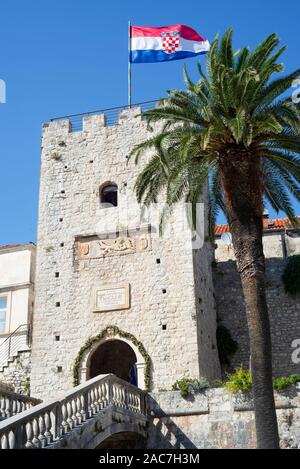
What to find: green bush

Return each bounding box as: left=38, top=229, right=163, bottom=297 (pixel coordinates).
left=273, top=374, right=300, bottom=392
left=223, top=368, right=300, bottom=394
left=222, top=367, right=252, bottom=393
left=172, top=377, right=209, bottom=398
left=282, top=255, right=300, bottom=296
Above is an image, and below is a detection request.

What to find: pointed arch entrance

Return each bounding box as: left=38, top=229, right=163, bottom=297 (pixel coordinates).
left=73, top=326, right=150, bottom=390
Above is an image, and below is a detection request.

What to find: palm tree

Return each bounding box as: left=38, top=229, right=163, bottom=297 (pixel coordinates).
left=130, top=30, right=300, bottom=449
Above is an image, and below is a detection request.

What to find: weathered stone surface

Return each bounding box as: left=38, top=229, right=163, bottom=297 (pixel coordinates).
left=48, top=407, right=147, bottom=449
left=0, top=351, right=31, bottom=395
left=147, top=389, right=300, bottom=449
left=214, top=257, right=300, bottom=377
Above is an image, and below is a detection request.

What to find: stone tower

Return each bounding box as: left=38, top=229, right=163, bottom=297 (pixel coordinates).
left=30, top=107, right=220, bottom=400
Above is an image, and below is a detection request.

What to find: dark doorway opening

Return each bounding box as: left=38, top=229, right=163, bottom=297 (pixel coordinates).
left=89, top=339, right=138, bottom=385
left=96, top=432, right=146, bottom=449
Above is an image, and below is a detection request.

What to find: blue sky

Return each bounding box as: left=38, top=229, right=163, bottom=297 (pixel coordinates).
left=0, top=0, right=299, bottom=245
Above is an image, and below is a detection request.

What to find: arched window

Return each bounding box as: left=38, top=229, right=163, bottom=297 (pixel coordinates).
left=100, top=183, right=118, bottom=208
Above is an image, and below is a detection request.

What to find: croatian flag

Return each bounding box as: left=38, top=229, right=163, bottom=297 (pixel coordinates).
left=130, top=24, right=210, bottom=63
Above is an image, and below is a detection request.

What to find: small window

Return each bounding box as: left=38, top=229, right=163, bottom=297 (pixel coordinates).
left=0, top=296, right=7, bottom=333
left=100, top=183, right=118, bottom=208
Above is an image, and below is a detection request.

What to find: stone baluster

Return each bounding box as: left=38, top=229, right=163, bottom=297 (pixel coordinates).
left=102, top=382, right=109, bottom=408
left=131, top=393, right=136, bottom=412
left=120, top=386, right=124, bottom=406
left=71, top=398, right=78, bottom=427
left=108, top=379, right=113, bottom=407
left=53, top=403, right=62, bottom=440
left=8, top=429, right=16, bottom=449
left=127, top=390, right=132, bottom=412
left=17, top=399, right=21, bottom=415
left=118, top=385, right=121, bottom=405
left=117, top=385, right=122, bottom=407
left=132, top=392, right=136, bottom=412
left=1, top=432, right=9, bottom=449
left=99, top=383, right=106, bottom=409
left=5, top=397, right=12, bottom=419
left=112, top=384, right=117, bottom=406
left=61, top=402, right=68, bottom=434
left=11, top=399, right=15, bottom=416
left=76, top=395, right=82, bottom=424
left=44, top=411, right=53, bottom=445
left=80, top=392, right=87, bottom=422
left=87, top=389, right=93, bottom=418
left=102, top=383, right=107, bottom=408
left=97, top=385, right=103, bottom=411
left=25, top=421, right=34, bottom=448
left=32, top=418, right=41, bottom=448
left=66, top=401, right=73, bottom=430
left=118, top=385, right=122, bottom=406
left=0, top=396, right=5, bottom=420
left=38, top=414, right=47, bottom=448
left=134, top=392, right=138, bottom=412
left=17, top=399, right=22, bottom=414
left=135, top=393, right=140, bottom=412
left=121, top=386, right=126, bottom=408
left=90, top=388, right=96, bottom=415
left=93, top=386, right=100, bottom=412
left=14, top=422, right=25, bottom=448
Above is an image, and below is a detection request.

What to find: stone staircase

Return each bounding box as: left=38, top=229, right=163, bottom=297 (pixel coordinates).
left=0, top=374, right=147, bottom=449
left=0, top=325, right=30, bottom=373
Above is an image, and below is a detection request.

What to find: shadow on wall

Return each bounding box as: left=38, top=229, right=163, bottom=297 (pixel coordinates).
left=146, top=395, right=197, bottom=449
left=214, top=257, right=300, bottom=377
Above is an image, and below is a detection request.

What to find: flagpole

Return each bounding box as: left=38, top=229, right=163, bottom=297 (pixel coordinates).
left=128, top=20, right=132, bottom=108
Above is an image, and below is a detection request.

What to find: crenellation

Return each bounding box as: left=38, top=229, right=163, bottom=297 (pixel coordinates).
left=83, top=114, right=106, bottom=131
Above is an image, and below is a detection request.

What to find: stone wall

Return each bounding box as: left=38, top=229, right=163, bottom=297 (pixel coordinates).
left=192, top=189, right=220, bottom=382
left=147, top=389, right=300, bottom=449
left=214, top=232, right=300, bottom=376
left=0, top=351, right=31, bottom=395
left=30, top=109, right=220, bottom=400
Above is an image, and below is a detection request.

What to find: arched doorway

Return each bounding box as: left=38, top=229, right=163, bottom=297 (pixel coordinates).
left=88, top=339, right=138, bottom=385
left=74, top=326, right=149, bottom=390
left=96, top=432, right=146, bottom=449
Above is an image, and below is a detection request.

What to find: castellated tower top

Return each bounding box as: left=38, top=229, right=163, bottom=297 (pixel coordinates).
left=30, top=103, right=220, bottom=400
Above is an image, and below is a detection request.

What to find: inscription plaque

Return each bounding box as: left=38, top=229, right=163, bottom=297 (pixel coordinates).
left=94, top=284, right=130, bottom=312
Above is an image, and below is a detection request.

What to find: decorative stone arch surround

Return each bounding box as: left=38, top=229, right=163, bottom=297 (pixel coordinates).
left=73, top=326, right=151, bottom=390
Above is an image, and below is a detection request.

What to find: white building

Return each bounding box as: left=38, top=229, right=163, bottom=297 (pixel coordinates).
left=0, top=244, right=36, bottom=369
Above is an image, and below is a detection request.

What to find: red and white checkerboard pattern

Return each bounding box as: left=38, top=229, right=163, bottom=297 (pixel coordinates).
left=162, top=34, right=180, bottom=54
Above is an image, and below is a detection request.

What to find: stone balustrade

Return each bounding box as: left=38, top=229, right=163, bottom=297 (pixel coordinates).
left=0, top=374, right=146, bottom=449
left=0, top=390, right=41, bottom=422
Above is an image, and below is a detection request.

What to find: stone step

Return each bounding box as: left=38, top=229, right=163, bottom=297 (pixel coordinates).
left=0, top=349, right=30, bottom=373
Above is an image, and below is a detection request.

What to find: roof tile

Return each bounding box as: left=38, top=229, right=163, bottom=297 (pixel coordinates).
left=215, top=217, right=300, bottom=236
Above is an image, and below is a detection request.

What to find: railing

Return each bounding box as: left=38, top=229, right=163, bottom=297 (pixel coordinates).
left=0, top=324, right=30, bottom=369
left=0, top=390, right=41, bottom=422
left=49, top=99, right=158, bottom=132
left=0, top=374, right=146, bottom=449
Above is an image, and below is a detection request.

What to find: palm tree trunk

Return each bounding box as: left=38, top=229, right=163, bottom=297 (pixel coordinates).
left=221, top=154, right=280, bottom=449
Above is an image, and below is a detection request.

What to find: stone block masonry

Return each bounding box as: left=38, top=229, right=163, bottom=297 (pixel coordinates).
left=0, top=351, right=31, bottom=395
left=30, top=108, right=220, bottom=400
left=214, top=236, right=300, bottom=377
left=147, top=389, right=300, bottom=449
